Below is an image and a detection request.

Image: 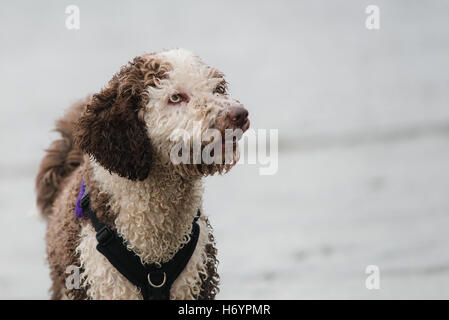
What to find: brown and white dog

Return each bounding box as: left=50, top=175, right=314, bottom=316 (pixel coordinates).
left=35, top=49, right=249, bottom=300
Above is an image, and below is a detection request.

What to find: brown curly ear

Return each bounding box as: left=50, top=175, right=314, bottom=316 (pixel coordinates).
left=74, top=56, right=170, bottom=181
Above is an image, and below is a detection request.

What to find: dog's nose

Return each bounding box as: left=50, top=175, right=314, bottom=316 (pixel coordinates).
left=228, top=106, right=249, bottom=128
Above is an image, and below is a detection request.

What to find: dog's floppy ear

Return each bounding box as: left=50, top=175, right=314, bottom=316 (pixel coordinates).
left=74, top=56, right=169, bottom=181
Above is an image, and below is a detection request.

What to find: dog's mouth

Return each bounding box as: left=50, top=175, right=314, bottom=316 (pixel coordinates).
left=175, top=117, right=250, bottom=176
left=178, top=118, right=250, bottom=176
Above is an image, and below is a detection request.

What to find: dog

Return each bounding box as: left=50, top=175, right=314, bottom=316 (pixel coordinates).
left=35, top=48, right=250, bottom=300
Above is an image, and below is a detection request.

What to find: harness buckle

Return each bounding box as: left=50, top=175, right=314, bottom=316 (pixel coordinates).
left=148, top=272, right=167, bottom=288
left=96, top=226, right=114, bottom=246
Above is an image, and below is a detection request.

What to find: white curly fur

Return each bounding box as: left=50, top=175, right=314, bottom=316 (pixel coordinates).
left=77, top=203, right=212, bottom=300
left=144, top=49, right=243, bottom=175
left=76, top=159, right=213, bottom=299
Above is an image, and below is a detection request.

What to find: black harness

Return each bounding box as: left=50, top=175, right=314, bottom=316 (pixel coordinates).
left=79, top=186, right=200, bottom=300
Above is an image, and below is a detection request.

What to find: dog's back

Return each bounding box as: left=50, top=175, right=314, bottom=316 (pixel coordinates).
left=35, top=98, right=87, bottom=216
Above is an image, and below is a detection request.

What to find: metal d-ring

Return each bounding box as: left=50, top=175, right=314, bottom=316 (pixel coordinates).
left=148, top=272, right=166, bottom=288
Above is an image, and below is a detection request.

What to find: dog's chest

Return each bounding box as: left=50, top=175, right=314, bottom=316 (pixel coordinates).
left=77, top=215, right=211, bottom=300
left=76, top=162, right=210, bottom=299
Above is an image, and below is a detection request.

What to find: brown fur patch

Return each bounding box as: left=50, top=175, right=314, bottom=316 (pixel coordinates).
left=35, top=98, right=86, bottom=216
left=46, top=164, right=86, bottom=299
left=198, top=219, right=220, bottom=300
left=74, top=56, right=171, bottom=181
left=46, top=157, right=118, bottom=300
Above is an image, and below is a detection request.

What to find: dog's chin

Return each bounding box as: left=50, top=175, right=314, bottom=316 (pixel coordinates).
left=169, top=144, right=240, bottom=177
left=165, top=121, right=249, bottom=178
left=201, top=142, right=241, bottom=176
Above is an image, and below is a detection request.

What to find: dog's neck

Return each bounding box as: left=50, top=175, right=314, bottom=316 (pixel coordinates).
left=91, top=159, right=204, bottom=264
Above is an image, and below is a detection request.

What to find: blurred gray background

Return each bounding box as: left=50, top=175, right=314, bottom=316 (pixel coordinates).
left=1, top=0, right=448, bottom=299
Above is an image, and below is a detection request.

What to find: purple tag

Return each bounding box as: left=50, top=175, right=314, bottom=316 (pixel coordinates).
left=75, top=179, right=86, bottom=218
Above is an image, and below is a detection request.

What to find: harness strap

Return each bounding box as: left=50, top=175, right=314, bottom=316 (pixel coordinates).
left=79, top=184, right=200, bottom=300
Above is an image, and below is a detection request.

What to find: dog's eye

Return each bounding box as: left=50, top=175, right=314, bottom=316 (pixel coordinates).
left=169, top=94, right=183, bottom=104
left=213, top=84, right=227, bottom=95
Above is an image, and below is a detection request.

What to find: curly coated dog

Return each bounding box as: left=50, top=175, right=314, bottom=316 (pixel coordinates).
left=35, top=49, right=250, bottom=300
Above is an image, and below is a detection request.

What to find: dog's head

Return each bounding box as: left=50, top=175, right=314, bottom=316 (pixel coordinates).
left=75, top=49, right=249, bottom=180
